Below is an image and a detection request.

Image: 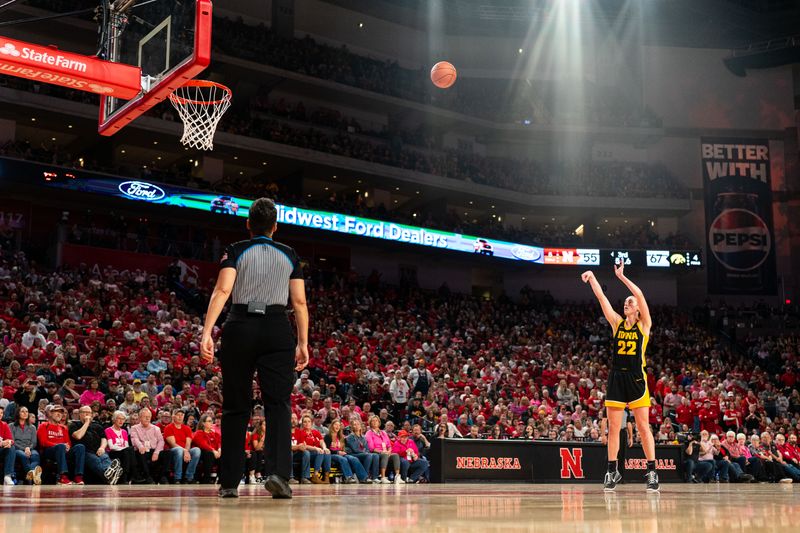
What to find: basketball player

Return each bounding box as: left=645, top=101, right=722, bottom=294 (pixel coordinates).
left=582, top=262, right=659, bottom=492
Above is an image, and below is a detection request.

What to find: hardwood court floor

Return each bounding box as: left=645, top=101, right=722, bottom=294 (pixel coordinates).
left=0, top=483, right=796, bottom=533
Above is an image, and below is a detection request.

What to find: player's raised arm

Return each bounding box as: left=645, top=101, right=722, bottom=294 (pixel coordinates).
left=581, top=270, right=622, bottom=332
left=613, top=262, right=651, bottom=334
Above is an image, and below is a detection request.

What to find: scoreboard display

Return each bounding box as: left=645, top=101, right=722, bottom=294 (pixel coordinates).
left=544, top=248, right=701, bottom=269
left=543, top=249, right=600, bottom=265
left=646, top=250, right=703, bottom=268
left=0, top=158, right=704, bottom=271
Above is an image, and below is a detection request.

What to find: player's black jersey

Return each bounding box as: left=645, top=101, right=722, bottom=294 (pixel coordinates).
left=611, top=320, right=648, bottom=372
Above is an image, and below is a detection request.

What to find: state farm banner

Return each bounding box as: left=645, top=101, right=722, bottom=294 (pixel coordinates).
left=429, top=439, right=683, bottom=483
left=702, top=138, right=777, bottom=295
left=0, top=35, right=141, bottom=99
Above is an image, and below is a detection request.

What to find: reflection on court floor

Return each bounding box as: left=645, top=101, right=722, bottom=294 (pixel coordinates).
left=0, top=483, right=796, bottom=533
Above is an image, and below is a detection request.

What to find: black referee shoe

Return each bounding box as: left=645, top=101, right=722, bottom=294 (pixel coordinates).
left=219, top=488, right=239, bottom=499
left=264, top=475, right=292, bottom=499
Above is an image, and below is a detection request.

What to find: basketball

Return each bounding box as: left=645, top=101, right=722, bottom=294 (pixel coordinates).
left=430, top=61, right=457, bottom=89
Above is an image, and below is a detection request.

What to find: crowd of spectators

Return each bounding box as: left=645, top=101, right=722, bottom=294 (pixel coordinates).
left=213, top=173, right=695, bottom=249
left=0, top=136, right=194, bottom=190
left=2, top=69, right=687, bottom=202
left=219, top=96, right=686, bottom=199
left=249, top=95, right=437, bottom=151
left=25, top=1, right=662, bottom=128
left=62, top=208, right=228, bottom=265
left=1, top=239, right=799, bottom=485
left=210, top=17, right=663, bottom=128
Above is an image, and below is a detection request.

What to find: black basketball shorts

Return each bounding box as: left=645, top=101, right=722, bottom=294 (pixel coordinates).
left=605, top=369, right=650, bottom=410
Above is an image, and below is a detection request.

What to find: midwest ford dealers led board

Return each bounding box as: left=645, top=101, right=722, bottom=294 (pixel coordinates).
left=16, top=159, right=701, bottom=269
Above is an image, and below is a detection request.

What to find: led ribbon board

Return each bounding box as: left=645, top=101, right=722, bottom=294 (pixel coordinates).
left=116, top=180, right=548, bottom=263
left=6, top=159, right=701, bottom=268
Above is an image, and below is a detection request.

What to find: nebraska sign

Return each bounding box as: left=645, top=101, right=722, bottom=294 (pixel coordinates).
left=559, top=448, right=585, bottom=479
left=455, top=456, right=522, bottom=470
left=431, top=439, right=684, bottom=483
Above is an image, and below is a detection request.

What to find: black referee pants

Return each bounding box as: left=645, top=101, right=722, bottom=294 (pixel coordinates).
left=219, top=310, right=295, bottom=489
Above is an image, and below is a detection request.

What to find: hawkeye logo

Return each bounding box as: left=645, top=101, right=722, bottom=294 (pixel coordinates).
left=670, top=253, right=686, bottom=265
left=709, top=208, right=770, bottom=271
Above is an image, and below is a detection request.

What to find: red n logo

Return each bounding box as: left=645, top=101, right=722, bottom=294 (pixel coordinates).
left=559, top=448, right=584, bottom=479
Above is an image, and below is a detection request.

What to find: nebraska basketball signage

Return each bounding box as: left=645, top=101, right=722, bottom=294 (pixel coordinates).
left=701, top=138, right=777, bottom=294
left=557, top=450, right=678, bottom=478
left=623, top=458, right=677, bottom=470
left=455, top=457, right=522, bottom=470
left=559, top=448, right=585, bottom=478
left=431, top=439, right=684, bottom=483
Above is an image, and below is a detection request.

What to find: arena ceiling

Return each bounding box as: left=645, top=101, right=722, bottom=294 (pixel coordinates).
left=4, top=1, right=799, bottom=51
left=318, top=0, right=800, bottom=49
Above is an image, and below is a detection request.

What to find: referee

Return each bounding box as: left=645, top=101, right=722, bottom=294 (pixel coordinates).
left=201, top=198, right=309, bottom=499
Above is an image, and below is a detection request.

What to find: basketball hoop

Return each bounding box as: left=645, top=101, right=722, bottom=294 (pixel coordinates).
left=169, top=80, right=232, bottom=151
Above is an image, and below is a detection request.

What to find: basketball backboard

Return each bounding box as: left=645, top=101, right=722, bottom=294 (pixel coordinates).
left=97, top=0, right=212, bottom=136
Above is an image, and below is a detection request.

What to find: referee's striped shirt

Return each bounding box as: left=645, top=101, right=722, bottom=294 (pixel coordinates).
left=219, top=235, right=303, bottom=305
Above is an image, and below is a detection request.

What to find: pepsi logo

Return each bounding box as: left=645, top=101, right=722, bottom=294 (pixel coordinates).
left=118, top=181, right=166, bottom=201
left=511, top=245, right=542, bottom=262
left=709, top=208, right=770, bottom=271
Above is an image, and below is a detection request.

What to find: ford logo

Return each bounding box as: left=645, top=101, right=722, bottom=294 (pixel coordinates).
left=511, top=245, right=543, bottom=262
left=118, top=181, right=166, bottom=201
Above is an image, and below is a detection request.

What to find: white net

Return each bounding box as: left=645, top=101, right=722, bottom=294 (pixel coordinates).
left=169, top=81, right=232, bottom=151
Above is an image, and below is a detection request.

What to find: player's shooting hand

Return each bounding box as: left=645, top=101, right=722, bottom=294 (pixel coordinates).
left=581, top=271, right=595, bottom=283
left=614, top=261, right=625, bottom=279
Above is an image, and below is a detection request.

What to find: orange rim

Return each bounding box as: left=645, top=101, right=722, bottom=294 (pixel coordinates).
left=169, top=80, right=232, bottom=106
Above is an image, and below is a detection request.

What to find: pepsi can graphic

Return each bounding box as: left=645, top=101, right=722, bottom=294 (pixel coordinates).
left=708, top=193, right=771, bottom=292
left=702, top=137, right=777, bottom=295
